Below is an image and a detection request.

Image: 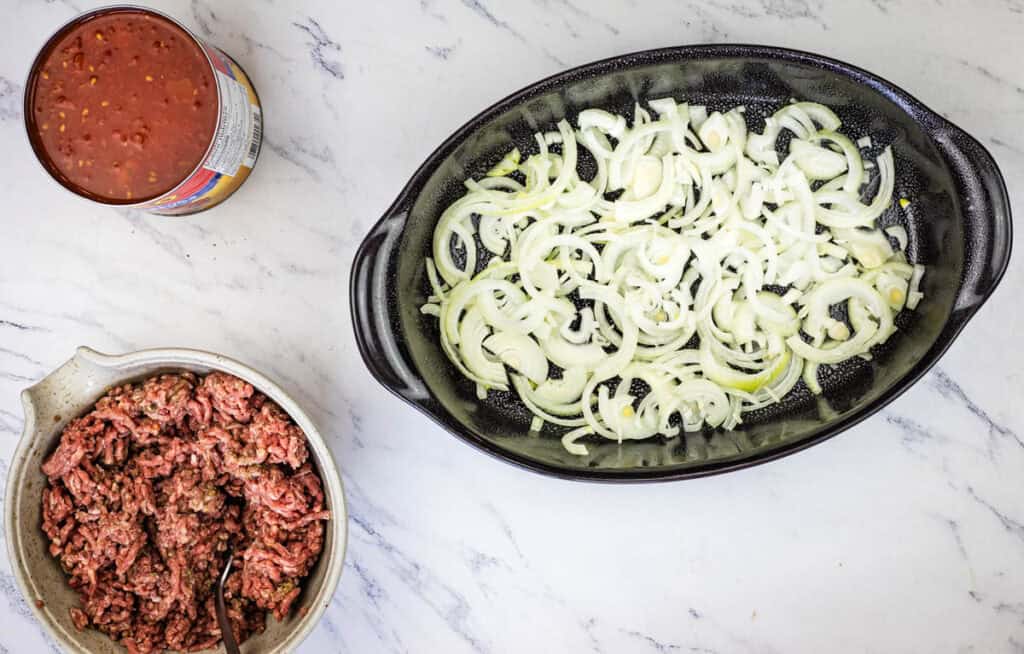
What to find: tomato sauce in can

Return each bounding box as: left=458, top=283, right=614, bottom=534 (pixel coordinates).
left=24, top=6, right=263, bottom=215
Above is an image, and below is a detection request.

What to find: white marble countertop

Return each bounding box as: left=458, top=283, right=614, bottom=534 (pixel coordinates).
left=2, top=0, right=1022, bottom=652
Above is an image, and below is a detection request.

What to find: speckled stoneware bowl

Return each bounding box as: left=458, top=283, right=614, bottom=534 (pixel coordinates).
left=4, top=347, right=347, bottom=654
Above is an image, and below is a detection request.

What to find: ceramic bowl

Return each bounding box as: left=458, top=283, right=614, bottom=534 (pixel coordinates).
left=351, top=44, right=1012, bottom=481
left=4, top=347, right=347, bottom=653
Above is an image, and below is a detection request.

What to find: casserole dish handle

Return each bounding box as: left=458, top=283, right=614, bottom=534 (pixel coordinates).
left=931, top=123, right=1013, bottom=321
left=350, top=204, right=428, bottom=403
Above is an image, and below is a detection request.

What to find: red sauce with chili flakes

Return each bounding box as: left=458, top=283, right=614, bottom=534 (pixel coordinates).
left=27, top=9, right=218, bottom=203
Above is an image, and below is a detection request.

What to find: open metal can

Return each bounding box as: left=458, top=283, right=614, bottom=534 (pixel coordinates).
left=24, top=5, right=263, bottom=215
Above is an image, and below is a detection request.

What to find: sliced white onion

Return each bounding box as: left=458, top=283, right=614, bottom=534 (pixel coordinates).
left=790, top=139, right=848, bottom=180
left=422, top=97, right=921, bottom=455
left=483, top=332, right=549, bottom=383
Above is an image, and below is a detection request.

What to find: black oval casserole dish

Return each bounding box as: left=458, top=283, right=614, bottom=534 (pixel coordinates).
left=351, top=44, right=1012, bottom=482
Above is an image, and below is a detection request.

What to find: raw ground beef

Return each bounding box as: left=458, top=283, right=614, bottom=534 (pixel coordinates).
left=40, top=371, right=330, bottom=653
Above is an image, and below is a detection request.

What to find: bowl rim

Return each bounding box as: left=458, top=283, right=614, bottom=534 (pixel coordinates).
left=4, top=346, right=348, bottom=653
left=350, top=43, right=1012, bottom=482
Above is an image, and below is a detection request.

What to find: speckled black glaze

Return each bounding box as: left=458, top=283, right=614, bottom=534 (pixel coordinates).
left=350, top=45, right=1012, bottom=482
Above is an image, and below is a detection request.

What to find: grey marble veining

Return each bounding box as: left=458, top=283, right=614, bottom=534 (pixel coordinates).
left=1, top=0, right=1023, bottom=652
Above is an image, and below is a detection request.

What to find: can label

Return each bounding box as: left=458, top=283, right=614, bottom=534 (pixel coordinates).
left=206, top=69, right=256, bottom=176
left=141, top=43, right=262, bottom=215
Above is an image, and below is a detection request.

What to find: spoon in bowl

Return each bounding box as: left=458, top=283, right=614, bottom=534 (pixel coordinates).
left=216, top=551, right=242, bottom=654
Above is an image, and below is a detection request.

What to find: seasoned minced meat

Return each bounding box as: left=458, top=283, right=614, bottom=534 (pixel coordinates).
left=40, top=371, right=330, bottom=653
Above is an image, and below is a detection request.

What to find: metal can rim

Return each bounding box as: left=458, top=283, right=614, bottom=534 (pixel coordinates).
left=22, top=4, right=255, bottom=212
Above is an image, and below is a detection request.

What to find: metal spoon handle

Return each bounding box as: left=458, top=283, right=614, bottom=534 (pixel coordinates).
left=216, top=555, right=242, bottom=654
